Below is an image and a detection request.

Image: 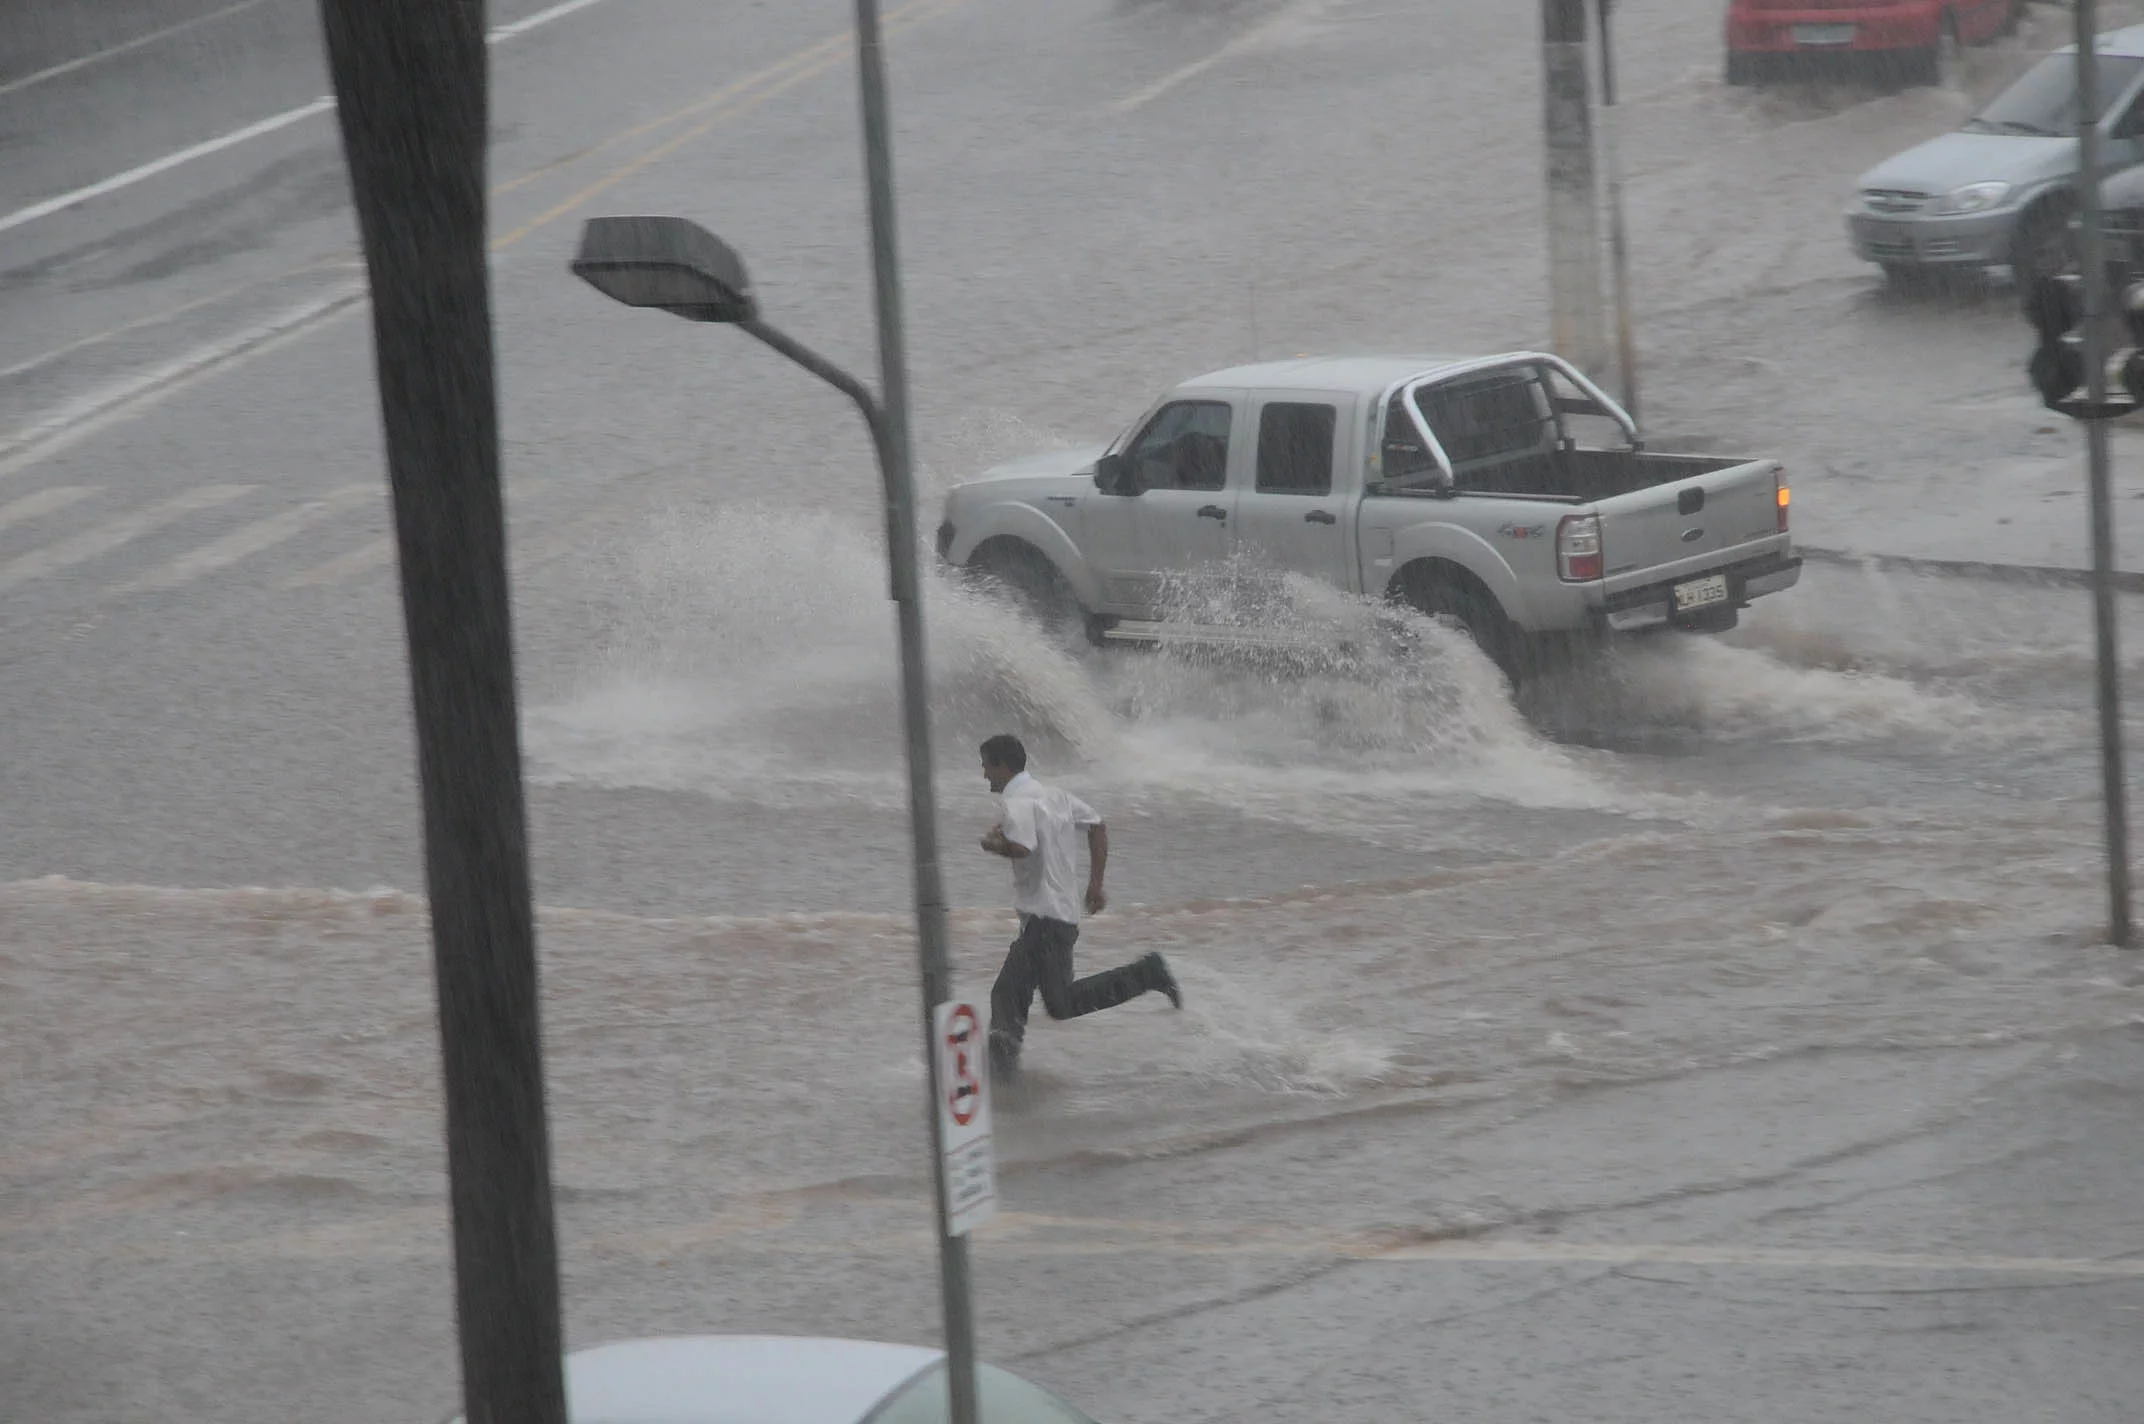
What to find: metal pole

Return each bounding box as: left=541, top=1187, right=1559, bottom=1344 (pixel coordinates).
left=853, top=2, right=982, bottom=1419
left=1595, top=0, right=1640, bottom=432
left=317, top=1, right=568, bottom=1420
left=2073, top=0, right=2135, bottom=946
left=1542, top=0, right=1608, bottom=376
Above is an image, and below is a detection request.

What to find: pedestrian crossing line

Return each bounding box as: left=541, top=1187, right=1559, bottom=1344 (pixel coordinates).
left=0, top=484, right=253, bottom=594
left=112, top=484, right=378, bottom=595
left=0, top=485, right=98, bottom=536
left=282, top=534, right=392, bottom=589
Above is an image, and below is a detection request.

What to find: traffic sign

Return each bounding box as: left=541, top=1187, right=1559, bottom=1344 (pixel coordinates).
left=933, top=1000, right=996, bottom=1236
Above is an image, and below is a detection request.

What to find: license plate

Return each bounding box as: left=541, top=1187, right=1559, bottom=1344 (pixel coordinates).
left=1673, top=574, right=1730, bottom=613
left=1791, top=22, right=1856, bottom=45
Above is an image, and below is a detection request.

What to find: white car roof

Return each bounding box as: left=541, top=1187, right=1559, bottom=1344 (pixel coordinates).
left=450, top=1336, right=946, bottom=1424
left=1179, top=353, right=1481, bottom=394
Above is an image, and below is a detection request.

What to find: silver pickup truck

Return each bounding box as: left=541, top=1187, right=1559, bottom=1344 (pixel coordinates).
left=935, top=352, right=1801, bottom=679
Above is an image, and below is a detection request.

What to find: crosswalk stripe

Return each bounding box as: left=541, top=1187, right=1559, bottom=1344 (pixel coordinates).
left=282, top=534, right=393, bottom=589
left=0, top=484, right=252, bottom=593
left=0, top=485, right=97, bottom=535
left=114, top=484, right=377, bottom=594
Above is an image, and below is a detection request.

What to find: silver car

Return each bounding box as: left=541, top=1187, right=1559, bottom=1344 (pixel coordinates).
left=1847, top=24, right=2144, bottom=291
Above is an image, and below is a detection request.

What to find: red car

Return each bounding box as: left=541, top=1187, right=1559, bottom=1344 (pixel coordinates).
left=1725, top=0, right=2025, bottom=87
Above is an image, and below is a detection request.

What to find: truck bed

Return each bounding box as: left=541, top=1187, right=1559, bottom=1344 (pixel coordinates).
left=1450, top=448, right=1750, bottom=502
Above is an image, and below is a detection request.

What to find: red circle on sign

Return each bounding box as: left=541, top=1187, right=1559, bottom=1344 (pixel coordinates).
left=945, top=1004, right=982, bottom=1126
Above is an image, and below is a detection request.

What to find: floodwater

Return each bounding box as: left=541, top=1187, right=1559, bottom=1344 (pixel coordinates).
left=7, top=0, right=2144, bottom=1420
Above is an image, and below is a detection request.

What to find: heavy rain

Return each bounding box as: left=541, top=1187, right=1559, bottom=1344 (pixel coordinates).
left=5, top=0, right=2144, bottom=1421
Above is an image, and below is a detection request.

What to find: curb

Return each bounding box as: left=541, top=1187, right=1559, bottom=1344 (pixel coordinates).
left=1798, top=544, right=2144, bottom=596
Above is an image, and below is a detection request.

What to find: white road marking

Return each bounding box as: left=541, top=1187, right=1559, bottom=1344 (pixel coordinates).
left=0, top=289, right=366, bottom=484
left=1108, top=0, right=1324, bottom=114
left=281, top=534, right=391, bottom=589
left=0, top=485, right=97, bottom=536
left=0, top=0, right=276, bottom=102
left=0, top=0, right=629, bottom=239
left=113, top=483, right=376, bottom=593
left=0, top=484, right=251, bottom=593
left=490, top=0, right=619, bottom=42
left=0, top=98, right=336, bottom=239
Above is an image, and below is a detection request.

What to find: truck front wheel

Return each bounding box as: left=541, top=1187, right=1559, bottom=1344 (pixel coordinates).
left=967, top=540, right=1086, bottom=641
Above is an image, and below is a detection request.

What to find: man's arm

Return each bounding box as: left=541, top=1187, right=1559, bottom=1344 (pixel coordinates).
left=981, top=826, right=1031, bottom=859
left=1084, top=821, right=1108, bottom=914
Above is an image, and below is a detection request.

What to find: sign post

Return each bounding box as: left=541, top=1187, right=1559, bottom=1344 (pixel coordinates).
left=2073, top=0, right=2136, bottom=947
left=933, top=1001, right=997, bottom=1237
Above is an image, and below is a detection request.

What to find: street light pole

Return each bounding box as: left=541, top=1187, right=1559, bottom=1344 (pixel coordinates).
left=2072, top=0, right=2135, bottom=946
left=851, top=6, right=981, bottom=1420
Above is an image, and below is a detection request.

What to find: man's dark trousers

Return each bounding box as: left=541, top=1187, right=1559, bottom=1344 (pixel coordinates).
left=989, top=914, right=1152, bottom=1072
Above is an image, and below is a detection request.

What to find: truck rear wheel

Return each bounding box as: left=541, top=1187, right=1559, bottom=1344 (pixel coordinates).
left=1406, top=578, right=1523, bottom=685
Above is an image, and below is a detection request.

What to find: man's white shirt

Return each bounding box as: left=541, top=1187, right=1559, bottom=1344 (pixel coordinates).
left=996, top=770, right=1101, bottom=924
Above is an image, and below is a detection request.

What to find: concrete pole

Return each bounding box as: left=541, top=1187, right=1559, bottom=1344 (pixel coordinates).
left=1595, top=0, right=1640, bottom=430
left=1543, top=0, right=1608, bottom=376
left=316, top=0, right=568, bottom=1419
left=853, top=3, right=982, bottom=1419
left=2072, top=0, right=2135, bottom=946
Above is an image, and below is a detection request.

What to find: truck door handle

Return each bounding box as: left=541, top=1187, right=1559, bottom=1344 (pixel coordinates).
left=1197, top=505, right=1228, bottom=521
left=1303, top=509, right=1337, bottom=525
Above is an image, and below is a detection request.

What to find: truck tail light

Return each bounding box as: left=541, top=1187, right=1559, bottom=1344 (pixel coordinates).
left=1775, top=469, right=1790, bottom=533
left=1557, top=513, right=1602, bottom=582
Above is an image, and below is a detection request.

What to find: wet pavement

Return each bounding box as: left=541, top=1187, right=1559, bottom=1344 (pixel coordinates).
left=5, top=0, right=2144, bottom=1420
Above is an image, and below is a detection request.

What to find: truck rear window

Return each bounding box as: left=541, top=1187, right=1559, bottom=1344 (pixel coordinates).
left=1412, top=370, right=1553, bottom=467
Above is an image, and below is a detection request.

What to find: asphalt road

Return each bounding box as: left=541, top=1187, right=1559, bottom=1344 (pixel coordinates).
left=6, top=1, right=2144, bottom=1421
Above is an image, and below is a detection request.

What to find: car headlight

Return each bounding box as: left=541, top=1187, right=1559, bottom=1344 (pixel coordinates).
left=1933, top=181, right=2012, bottom=215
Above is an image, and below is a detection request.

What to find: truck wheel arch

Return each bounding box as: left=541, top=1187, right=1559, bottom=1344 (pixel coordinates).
left=965, top=536, right=1087, bottom=625
left=946, top=499, right=1103, bottom=608
left=1387, top=557, right=1523, bottom=682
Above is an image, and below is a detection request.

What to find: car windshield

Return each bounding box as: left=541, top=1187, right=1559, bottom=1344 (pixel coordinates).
left=1962, top=52, right=2144, bottom=135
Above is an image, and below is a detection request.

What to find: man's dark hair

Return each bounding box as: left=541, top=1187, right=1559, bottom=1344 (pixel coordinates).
left=979, top=733, right=1027, bottom=772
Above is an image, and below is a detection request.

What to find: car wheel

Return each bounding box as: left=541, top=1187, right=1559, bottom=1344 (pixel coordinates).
left=1880, top=261, right=1934, bottom=294
left=970, top=542, right=1084, bottom=638
left=1407, top=579, right=1523, bottom=685
left=2011, top=201, right=2079, bottom=312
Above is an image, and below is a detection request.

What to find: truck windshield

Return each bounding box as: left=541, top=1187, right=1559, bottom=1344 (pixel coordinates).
left=1963, top=52, right=2144, bottom=136
left=1410, top=368, right=1554, bottom=470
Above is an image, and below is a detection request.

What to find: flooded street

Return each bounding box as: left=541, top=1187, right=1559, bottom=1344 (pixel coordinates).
left=6, top=0, right=2144, bottom=1420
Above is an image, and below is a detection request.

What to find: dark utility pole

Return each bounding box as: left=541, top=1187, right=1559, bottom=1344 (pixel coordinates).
left=2071, top=0, right=2135, bottom=946
left=1542, top=0, right=1607, bottom=375
left=318, top=2, right=570, bottom=1420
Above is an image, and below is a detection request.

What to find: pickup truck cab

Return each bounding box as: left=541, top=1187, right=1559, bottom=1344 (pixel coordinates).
left=936, top=353, right=1801, bottom=679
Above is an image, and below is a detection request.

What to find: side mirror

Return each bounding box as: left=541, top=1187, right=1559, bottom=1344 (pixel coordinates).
left=1094, top=453, right=1143, bottom=496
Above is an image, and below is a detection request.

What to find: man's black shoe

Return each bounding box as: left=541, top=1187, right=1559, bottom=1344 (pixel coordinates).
left=988, top=1030, right=1021, bottom=1081
left=1143, top=952, right=1182, bottom=1009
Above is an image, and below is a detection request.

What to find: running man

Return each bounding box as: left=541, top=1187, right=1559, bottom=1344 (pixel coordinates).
left=977, top=733, right=1181, bottom=1077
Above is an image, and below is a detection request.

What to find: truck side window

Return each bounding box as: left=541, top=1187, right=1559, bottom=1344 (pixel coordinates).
left=1255, top=403, right=1337, bottom=495
left=1125, top=400, right=1231, bottom=492
left=1381, top=392, right=1435, bottom=480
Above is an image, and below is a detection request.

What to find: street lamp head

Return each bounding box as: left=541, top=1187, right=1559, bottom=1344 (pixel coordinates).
left=570, top=216, right=759, bottom=323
